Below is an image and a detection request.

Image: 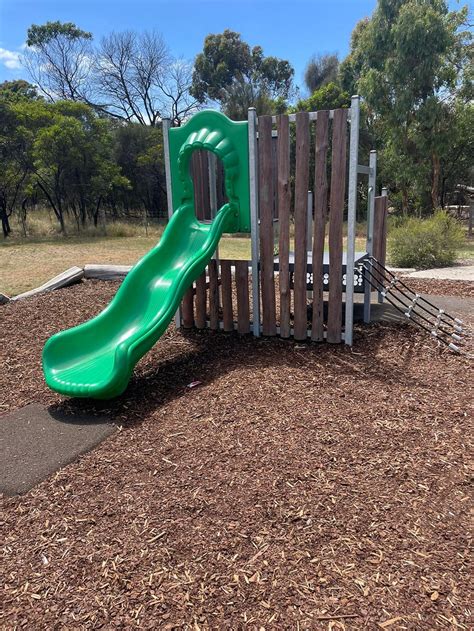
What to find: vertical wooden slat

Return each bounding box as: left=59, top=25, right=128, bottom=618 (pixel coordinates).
left=293, top=112, right=310, bottom=341
left=277, top=114, right=291, bottom=338
left=195, top=271, right=207, bottom=329
left=235, top=261, right=250, bottom=335
left=258, top=115, right=277, bottom=336
left=372, top=196, right=383, bottom=263
left=311, top=110, right=330, bottom=341
left=181, top=286, right=194, bottom=328
left=191, top=150, right=211, bottom=221
left=372, top=196, right=388, bottom=290
left=327, top=109, right=348, bottom=343
left=216, top=158, right=226, bottom=208
left=208, top=259, right=219, bottom=330
left=220, top=260, right=233, bottom=332
left=380, top=196, right=388, bottom=267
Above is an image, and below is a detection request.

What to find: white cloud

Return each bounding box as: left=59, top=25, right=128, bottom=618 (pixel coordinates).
left=0, top=47, right=23, bottom=70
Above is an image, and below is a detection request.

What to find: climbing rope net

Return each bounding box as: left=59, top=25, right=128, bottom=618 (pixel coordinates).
left=362, top=256, right=473, bottom=358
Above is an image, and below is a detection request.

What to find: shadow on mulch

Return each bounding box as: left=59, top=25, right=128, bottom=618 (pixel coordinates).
left=48, top=316, right=419, bottom=431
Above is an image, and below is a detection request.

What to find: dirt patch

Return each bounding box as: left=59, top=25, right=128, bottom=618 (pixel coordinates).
left=1, top=279, right=473, bottom=629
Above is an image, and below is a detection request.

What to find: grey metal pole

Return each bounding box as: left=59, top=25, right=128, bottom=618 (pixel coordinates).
left=248, top=108, right=260, bottom=337
left=344, top=95, right=360, bottom=346
left=162, top=118, right=181, bottom=329
left=363, top=150, right=377, bottom=323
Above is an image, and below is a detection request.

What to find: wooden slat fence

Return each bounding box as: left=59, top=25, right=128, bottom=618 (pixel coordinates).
left=180, top=260, right=252, bottom=335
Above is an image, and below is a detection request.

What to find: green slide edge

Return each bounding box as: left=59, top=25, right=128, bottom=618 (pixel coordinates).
left=42, top=110, right=250, bottom=399
left=42, top=203, right=233, bottom=399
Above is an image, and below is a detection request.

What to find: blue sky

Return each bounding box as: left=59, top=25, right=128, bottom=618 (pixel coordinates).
left=0, top=0, right=378, bottom=90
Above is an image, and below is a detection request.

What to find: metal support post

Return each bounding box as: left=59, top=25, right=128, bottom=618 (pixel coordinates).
left=248, top=108, right=260, bottom=337
left=162, top=118, right=181, bottom=329
left=344, top=95, right=360, bottom=346
left=364, top=150, right=377, bottom=322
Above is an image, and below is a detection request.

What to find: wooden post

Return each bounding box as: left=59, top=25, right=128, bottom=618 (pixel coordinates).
left=208, top=260, right=219, bottom=330
left=277, top=114, right=291, bottom=338
left=191, top=150, right=211, bottom=221
left=293, top=112, right=310, bottom=341
left=258, top=115, right=277, bottom=336
left=195, top=272, right=207, bottom=329
left=311, top=110, right=329, bottom=342
left=327, top=109, right=348, bottom=344
left=372, top=196, right=388, bottom=290
left=236, top=261, right=250, bottom=334
left=220, top=260, right=234, bottom=332
left=181, top=287, right=194, bottom=329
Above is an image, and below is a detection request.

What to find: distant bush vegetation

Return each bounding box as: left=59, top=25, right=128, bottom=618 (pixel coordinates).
left=388, top=211, right=464, bottom=269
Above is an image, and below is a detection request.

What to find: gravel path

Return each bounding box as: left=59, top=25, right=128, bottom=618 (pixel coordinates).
left=1, top=280, right=473, bottom=629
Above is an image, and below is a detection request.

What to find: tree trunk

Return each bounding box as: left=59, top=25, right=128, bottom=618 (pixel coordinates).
left=440, top=176, right=447, bottom=209
left=1, top=214, right=10, bottom=238
left=431, top=152, right=440, bottom=211
left=20, top=198, right=28, bottom=237
left=401, top=187, right=410, bottom=215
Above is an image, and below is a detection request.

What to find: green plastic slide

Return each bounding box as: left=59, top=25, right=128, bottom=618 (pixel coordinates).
left=42, top=110, right=251, bottom=399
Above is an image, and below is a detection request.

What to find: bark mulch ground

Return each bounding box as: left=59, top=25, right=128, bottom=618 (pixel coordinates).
left=1, top=280, right=473, bottom=629
left=399, top=277, right=474, bottom=299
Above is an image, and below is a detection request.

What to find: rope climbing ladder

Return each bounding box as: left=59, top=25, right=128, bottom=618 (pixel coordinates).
left=362, top=256, right=472, bottom=358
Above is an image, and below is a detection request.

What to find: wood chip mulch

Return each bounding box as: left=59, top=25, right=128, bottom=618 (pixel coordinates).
left=398, top=277, right=474, bottom=298
left=1, top=280, right=473, bottom=630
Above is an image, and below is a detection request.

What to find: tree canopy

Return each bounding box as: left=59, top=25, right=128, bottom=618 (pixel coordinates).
left=0, top=3, right=472, bottom=239
left=340, top=0, right=472, bottom=212
left=303, top=54, right=339, bottom=94
left=24, top=22, right=198, bottom=125
left=190, top=30, right=294, bottom=119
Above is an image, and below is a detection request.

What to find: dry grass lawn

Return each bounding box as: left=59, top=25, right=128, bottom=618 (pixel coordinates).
left=0, top=236, right=253, bottom=296
left=0, top=234, right=369, bottom=296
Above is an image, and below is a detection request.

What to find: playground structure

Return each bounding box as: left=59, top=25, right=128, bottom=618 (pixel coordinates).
left=165, top=96, right=388, bottom=344
left=42, top=101, right=471, bottom=399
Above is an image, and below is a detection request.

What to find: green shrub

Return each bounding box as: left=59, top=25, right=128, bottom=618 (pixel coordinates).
left=388, top=210, right=464, bottom=269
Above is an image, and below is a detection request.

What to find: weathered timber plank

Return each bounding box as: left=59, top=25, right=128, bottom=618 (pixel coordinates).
left=220, top=260, right=234, bottom=332
left=235, top=260, right=250, bottom=335
left=293, top=111, right=310, bottom=341
left=327, top=108, right=348, bottom=343
left=372, top=196, right=389, bottom=289
left=12, top=266, right=84, bottom=301
left=380, top=196, right=388, bottom=267
left=181, top=286, right=195, bottom=328
left=311, top=110, right=330, bottom=341
left=191, top=150, right=211, bottom=221
left=208, top=259, right=219, bottom=330
left=277, top=114, right=291, bottom=338
left=258, top=115, right=277, bottom=336
left=194, top=272, right=207, bottom=329
left=83, top=264, right=131, bottom=280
